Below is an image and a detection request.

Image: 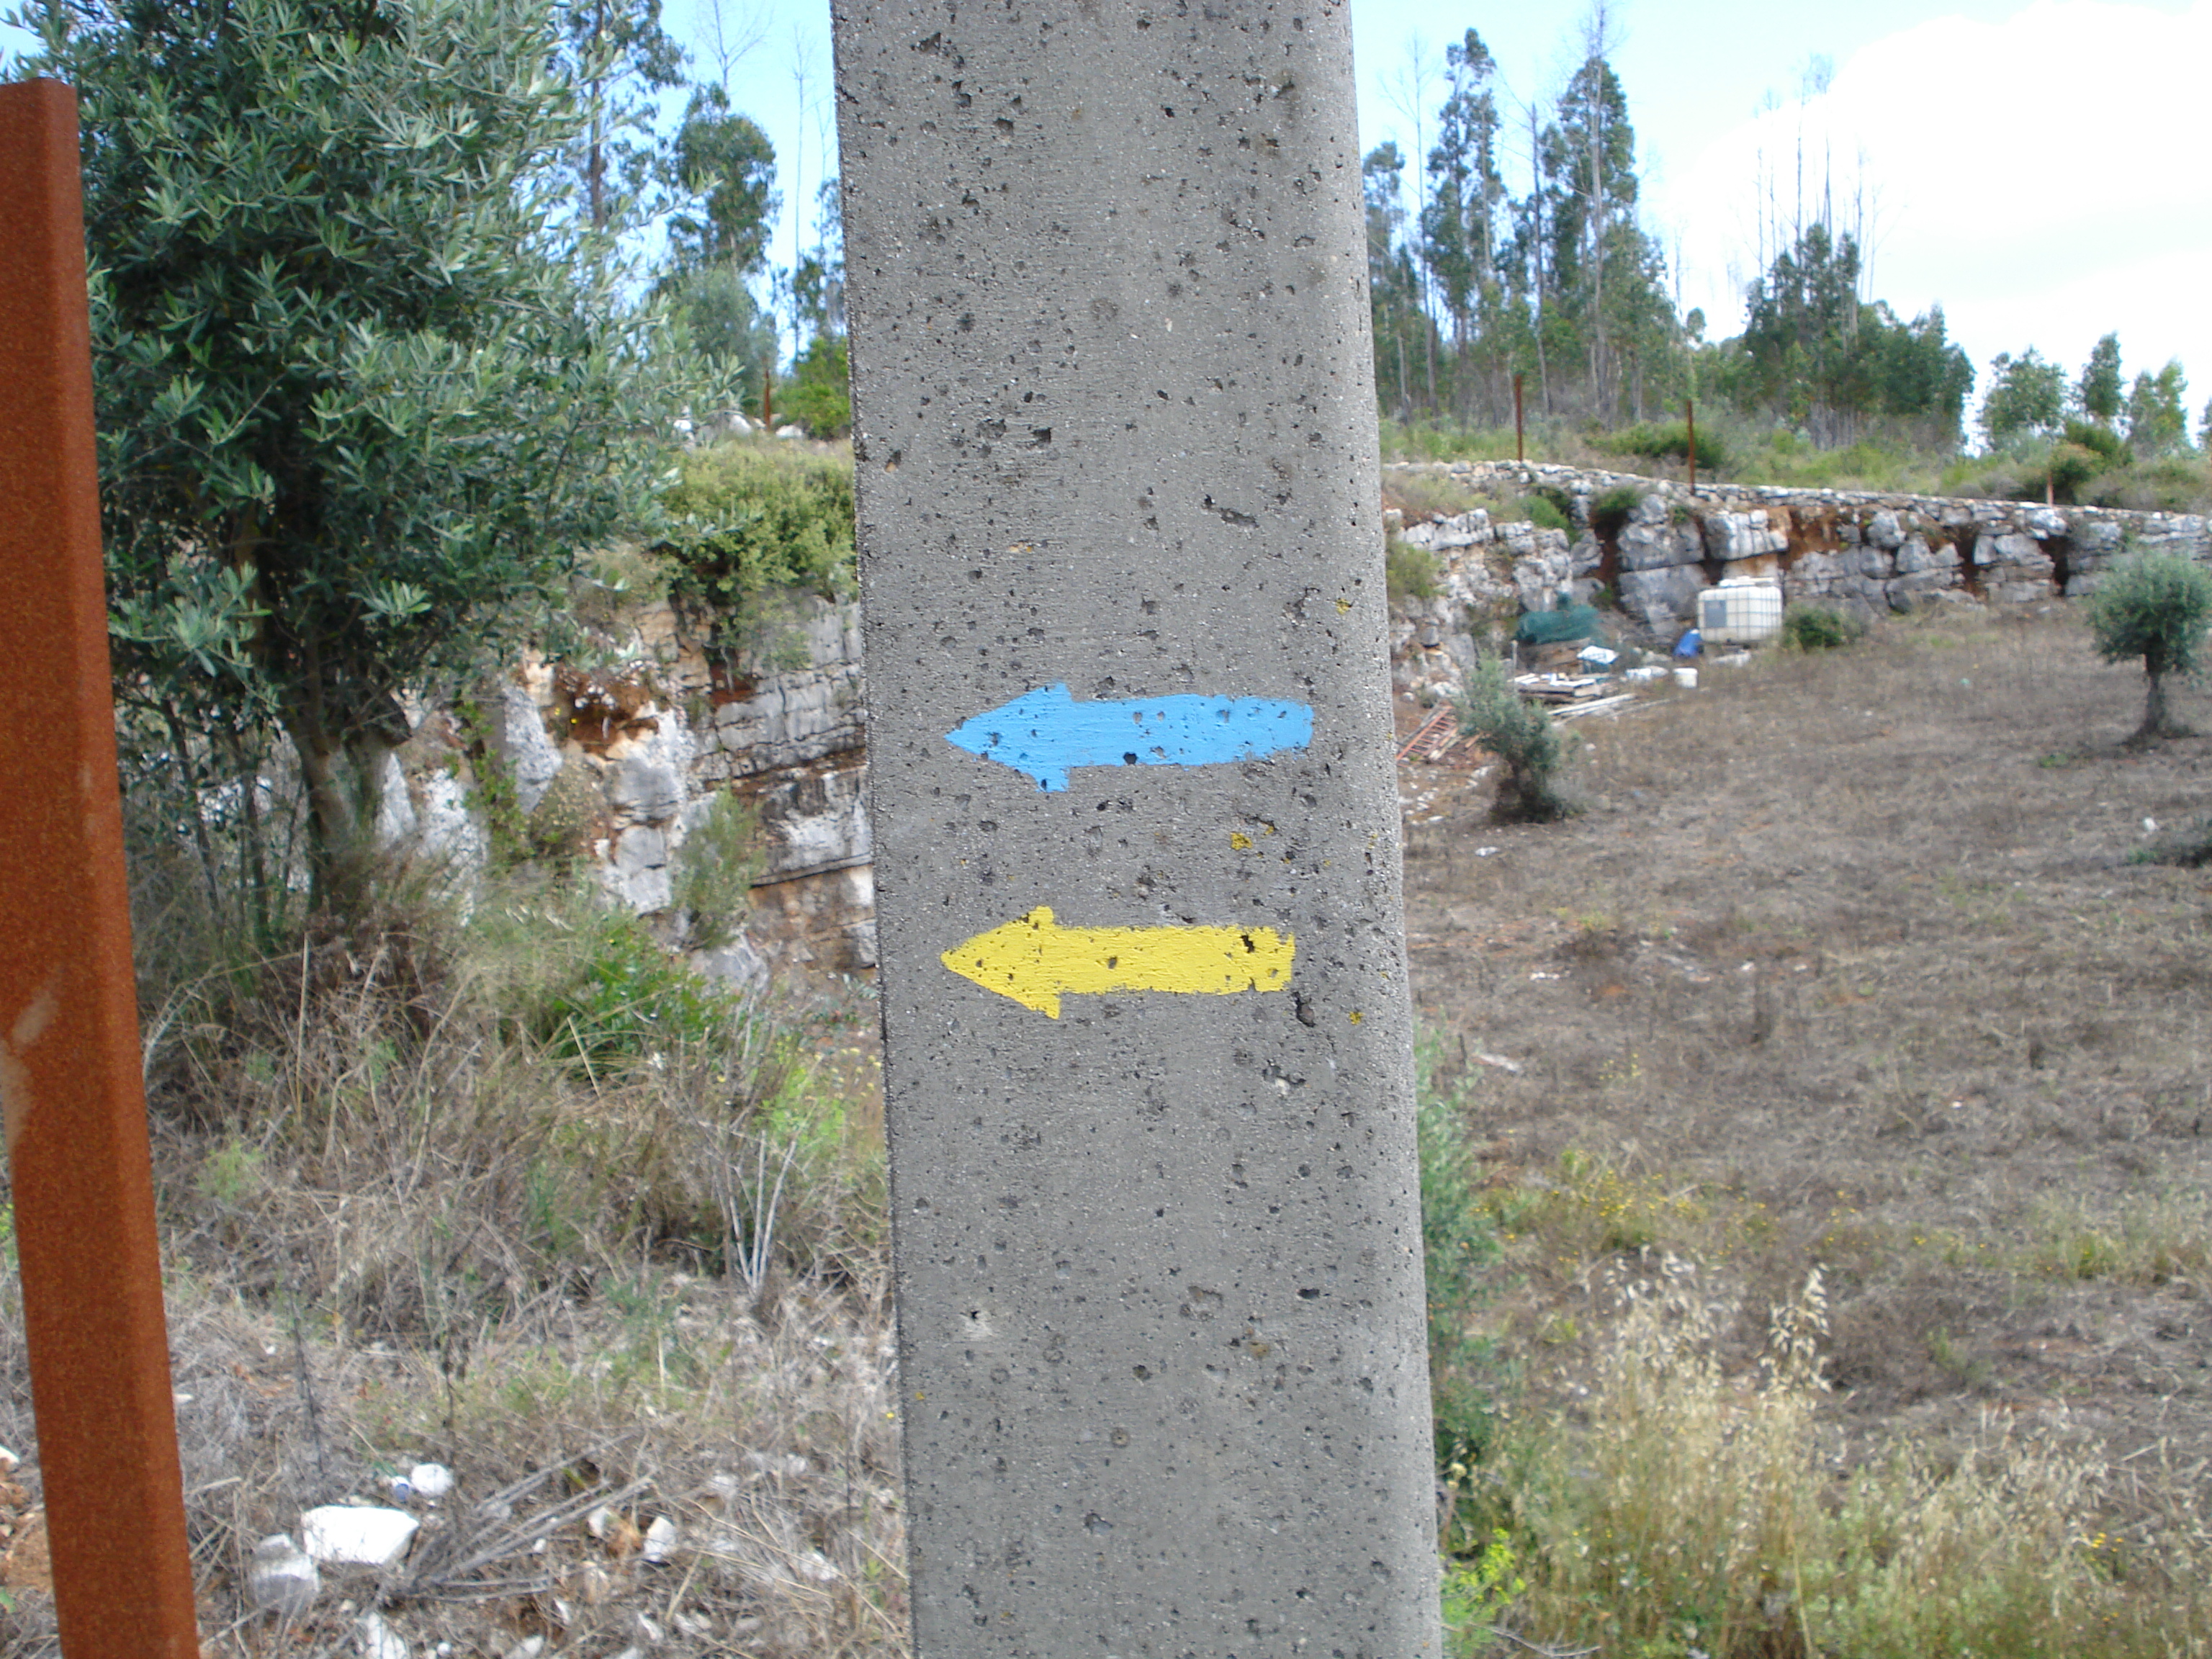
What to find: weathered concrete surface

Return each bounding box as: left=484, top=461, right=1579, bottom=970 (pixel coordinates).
left=836, top=1, right=1439, bottom=1654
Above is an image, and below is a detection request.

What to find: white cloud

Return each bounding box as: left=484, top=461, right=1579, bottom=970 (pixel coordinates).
left=1656, top=0, right=2212, bottom=409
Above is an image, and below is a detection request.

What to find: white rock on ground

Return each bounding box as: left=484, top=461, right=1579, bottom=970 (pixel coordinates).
left=408, top=1462, right=456, bottom=1500
left=356, top=1609, right=408, bottom=1658
left=300, top=1504, right=421, bottom=1568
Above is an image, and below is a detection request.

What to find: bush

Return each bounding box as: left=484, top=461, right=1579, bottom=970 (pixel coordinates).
left=2044, top=441, right=2103, bottom=503
left=1521, top=493, right=1570, bottom=534
left=2085, top=548, right=2212, bottom=741
left=657, top=442, right=856, bottom=673
left=1781, top=605, right=1866, bottom=650
left=778, top=333, right=851, bottom=438
left=673, top=791, right=763, bottom=951
left=1419, top=1042, right=1498, bottom=1473
left=1602, top=418, right=1735, bottom=477
left=1457, top=656, right=1575, bottom=822
left=1386, top=538, right=1440, bottom=601
left=1589, top=482, right=1640, bottom=538
left=2064, top=418, right=2126, bottom=466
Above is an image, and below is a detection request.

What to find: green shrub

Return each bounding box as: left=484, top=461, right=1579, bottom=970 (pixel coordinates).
left=2086, top=548, right=2212, bottom=740
left=2064, top=417, right=2126, bottom=466
left=1418, top=1038, right=1500, bottom=1478
left=1520, top=493, right=1570, bottom=534
left=1781, top=605, right=1865, bottom=650
left=1589, top=482, right=1640, bottom=537
left=2044, top=441, right=2103, bottom=503
left=778, top=333, right=851, bottom=437
left=673, top=791, right=763, bottom=950
left=534, top=908, right=743, bottom=1074
left=657, top=444, right=856, bottom=665
left=1457, top=655, right=1575, bottom=821
left=1603, top=418, right=1735, bottom=477
left=1386, top=538, right=1440, bottom=601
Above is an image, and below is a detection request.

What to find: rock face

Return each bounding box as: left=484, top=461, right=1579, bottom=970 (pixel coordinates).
left=379, top=588, right=876, bottom=979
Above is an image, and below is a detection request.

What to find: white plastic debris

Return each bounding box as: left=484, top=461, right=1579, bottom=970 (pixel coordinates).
left=407, top=1462, right=455, bottom=1501
left=796, top=1549, right=840, bottom=1583
left=300, top=1505, right=421, bottom=1568
left=641, top=1514, right=680, bottom=1563
left=247, top=1533, right=320, bottom=1617
left=502, top=1638, right=546, bottom=1659
left=356, top=1609, right=408, bottom=1659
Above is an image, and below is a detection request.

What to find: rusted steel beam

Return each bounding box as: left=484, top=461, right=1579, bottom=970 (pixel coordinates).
left=0, top=78, right=203, bottom=1656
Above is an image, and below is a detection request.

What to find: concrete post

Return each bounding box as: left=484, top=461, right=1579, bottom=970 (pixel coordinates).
left=832, top=4, right=1439, bottom=1654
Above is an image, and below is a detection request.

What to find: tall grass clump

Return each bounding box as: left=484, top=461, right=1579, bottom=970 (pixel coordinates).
left=1461, top=1260, right=2208, bottom=1658
left=137, top=850, right=884, bottom=1344
left=91, top=829, right=907, bottom=1651
left=1416, top=1039, right=1500, bottom=1477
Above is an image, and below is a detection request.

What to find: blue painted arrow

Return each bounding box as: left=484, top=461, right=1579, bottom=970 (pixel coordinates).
left=945, top=683, right=1314, bottom=791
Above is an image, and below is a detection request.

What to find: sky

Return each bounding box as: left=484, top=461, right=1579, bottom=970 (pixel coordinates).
left=9, top=0, right=2210, bottom=428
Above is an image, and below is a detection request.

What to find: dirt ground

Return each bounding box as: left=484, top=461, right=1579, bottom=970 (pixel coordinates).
left=1398, top=606, right=2212, bottom=1520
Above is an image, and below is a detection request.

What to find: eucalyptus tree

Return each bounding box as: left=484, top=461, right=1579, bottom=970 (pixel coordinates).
left=2076, top=332, right=2123, bottom=428
left=1420, top=29, right=1503, bottom=415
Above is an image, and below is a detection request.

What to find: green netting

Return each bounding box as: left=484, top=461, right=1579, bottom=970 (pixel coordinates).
left=1514, top=603, right=1599, bottom=645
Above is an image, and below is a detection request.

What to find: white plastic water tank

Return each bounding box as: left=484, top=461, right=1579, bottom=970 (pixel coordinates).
left=1697, top=580, right=1783, bottom=644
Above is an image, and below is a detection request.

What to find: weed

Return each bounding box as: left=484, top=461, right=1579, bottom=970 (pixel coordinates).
left=1419, top=1035, right=1501, bottom=1470
left=2022, top=1193, right=2212, bottom=1287
left=1388, top=537, right=1442, bottom=601
left=1588, top=482, right=1640, bottom=537
left=1781, top=605, right=1866, bottom=650
left=673, top=789, right=764, bottom=950
left=1520, top=493, right=1571, bottom=534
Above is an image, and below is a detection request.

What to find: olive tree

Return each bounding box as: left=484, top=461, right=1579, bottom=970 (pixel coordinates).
left=1457, top=655, right=1575, bottom=822
left=15, top=0, right=714, bottom=912
left=2086, top=549, right=2212, bottom=742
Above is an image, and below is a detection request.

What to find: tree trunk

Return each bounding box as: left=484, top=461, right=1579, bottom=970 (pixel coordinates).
left=281, top=707, right=378, bottom=912
left=2137, top=665, right=2184, bottom=742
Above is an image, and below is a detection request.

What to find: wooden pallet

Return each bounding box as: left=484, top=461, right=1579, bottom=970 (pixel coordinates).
left=1395, top=703, right=1463, bottom=764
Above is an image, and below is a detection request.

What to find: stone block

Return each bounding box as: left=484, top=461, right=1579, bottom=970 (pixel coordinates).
left=608, top=757, right=682, bottom=822
left=1618, top=562, right=1704, bottom=628
left=1618, top=516, right=1701, bottom=572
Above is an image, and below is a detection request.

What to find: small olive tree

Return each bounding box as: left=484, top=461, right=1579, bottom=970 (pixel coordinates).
left=2085, top=549, right=2212, bottom=742
left=1456, top=655, right=1574, bottom=822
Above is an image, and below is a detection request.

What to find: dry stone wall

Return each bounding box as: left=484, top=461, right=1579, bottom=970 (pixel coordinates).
left=1387, top=459, right=2211, bottom=699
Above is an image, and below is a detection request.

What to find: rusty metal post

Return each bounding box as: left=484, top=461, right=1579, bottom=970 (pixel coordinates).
left=0, top=78, right=203, bottom=1656
left=1686, top=397, right=1697, bottom=495
left=1514, top=371, right=1525, bottom=462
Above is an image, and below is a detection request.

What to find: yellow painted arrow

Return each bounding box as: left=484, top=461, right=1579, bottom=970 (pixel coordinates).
left=941, top=906, right=1295, bottom=1018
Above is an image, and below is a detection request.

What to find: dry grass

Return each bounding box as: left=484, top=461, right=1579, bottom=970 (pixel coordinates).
left=1408, top=604, right=2212, bottom=1655
left=0, top=863, right=900, bottom=1656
